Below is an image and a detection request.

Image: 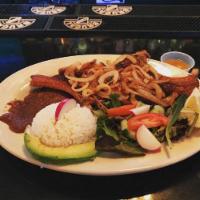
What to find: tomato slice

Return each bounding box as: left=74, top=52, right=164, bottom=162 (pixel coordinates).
left=107, top=102, right=137, bottom=117
left=128, top=113, right=168, bottom=131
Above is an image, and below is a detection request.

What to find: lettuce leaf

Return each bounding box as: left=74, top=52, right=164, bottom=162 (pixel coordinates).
left=165, top=94, right=188, bottom=147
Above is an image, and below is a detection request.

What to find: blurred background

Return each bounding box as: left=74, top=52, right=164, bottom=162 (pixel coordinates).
left=0, top=1, right=200, bottom=4
left=1, top=37, right=199, bottom=81
left=0, top=1, right=200, bottom=80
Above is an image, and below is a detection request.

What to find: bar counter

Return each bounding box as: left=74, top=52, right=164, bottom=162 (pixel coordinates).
left=0, top=3, right=200, bottom=200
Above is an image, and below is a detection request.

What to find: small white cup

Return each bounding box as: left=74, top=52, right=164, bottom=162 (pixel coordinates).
left=160, top=51, right=195, bottom=71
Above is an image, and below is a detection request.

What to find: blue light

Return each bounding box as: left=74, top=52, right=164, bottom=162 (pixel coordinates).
left=28, top=0, right=79, bottom=3
left=96, top=0, right=125, bottom=4
left=51, top=0, right=79, bottom=3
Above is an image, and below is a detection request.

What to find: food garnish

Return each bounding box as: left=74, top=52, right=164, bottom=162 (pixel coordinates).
left=128, top=113, right=168, bottom=131
left=136, top=125, right=161, bottom=151
left=107, top=104, right=137, bottom=116
left=130, top=105, right=150, bottom=115
left=55, top=98, right=77, bottom=121
left=165, top=94, right=188, bottom=147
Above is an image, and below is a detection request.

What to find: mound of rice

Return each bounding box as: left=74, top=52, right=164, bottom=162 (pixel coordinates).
left=26, top=103, right=97, bottom=147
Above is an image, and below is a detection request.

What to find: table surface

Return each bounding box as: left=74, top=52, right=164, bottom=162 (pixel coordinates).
left=0, top=38, right=200, bottom=200
left=0, top=148, right=200, bottom=200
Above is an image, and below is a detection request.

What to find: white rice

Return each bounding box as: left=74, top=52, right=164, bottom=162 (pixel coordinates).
left=26, top=103, right=97, bottom=147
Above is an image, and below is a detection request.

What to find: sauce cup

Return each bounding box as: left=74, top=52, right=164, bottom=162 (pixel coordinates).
left=160, top=51, right=195, bottom=71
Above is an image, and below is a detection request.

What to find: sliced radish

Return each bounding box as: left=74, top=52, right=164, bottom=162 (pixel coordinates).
left=136, top=125, right=161, bottom=151
left=55, top=98, right=77, bottom=121
left=130, top=105, right=150, bottom=115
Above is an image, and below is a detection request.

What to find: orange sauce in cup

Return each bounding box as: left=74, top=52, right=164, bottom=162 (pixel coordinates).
left=164, top=59, right=188, bottom=69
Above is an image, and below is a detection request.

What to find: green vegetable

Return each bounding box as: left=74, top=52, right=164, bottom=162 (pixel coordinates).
left=96, top=136, right=144, bottom=156
left=115, top=141, right=145, bottom=156
left=187, top=112, right=199, bottom=136
left=103, top=93, right=122, bottom=108
left=150, top=105, right=165, bottom=114
left=95, top=135, right=119, bottom=152
left=101, top=120, right=119, bottom=141
left=97, top=116, right=120, bottom=141
left=120, top=129, right=135, bottom=141
left=170, top=118, right=189, bottom=139
left=96, top=116, right=144, bottom=156
left=152, top=118, right=190, bottom=143
left=110, top=93, right=122, bottom=107
left=165, top=94, right=188, bottom=147
left=151, top=126, right=166, bottom=142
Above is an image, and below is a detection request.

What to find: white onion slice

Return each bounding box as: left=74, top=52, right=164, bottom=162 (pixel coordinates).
left=136, top=125, right=161, bottom=151
left=98, top=70, right=119, bottom=85
left=130, top=105, right=150, bottom=115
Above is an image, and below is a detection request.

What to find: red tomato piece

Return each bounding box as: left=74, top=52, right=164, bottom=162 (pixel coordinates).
left=107, top=103, right=137, bottom=117
left=128, top=113, right=168, bottom=131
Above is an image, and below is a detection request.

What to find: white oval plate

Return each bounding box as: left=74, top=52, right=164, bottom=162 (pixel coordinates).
left=0, top=55, right=200, bottom=176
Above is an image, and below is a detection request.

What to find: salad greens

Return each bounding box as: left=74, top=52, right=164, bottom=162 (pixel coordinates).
left=103, top=93, right=122, bottom=108
left=151, top=118, right=190, bottom=143
left=96, top=116, right=145, bottom=156
left=170, top=118, right=189, bottom=139
left=94, top=91, right=196, bottom=156
left=165, top=94, right=188, bottom=147
left=101, top=120, right=119, bottom=141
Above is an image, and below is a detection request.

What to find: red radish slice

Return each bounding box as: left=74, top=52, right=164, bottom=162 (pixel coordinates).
left=136, top=125, right=161, bottom=151
left=55, top=99, right=77, bottom=121
left=130, top=105, right=150, bottom=115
